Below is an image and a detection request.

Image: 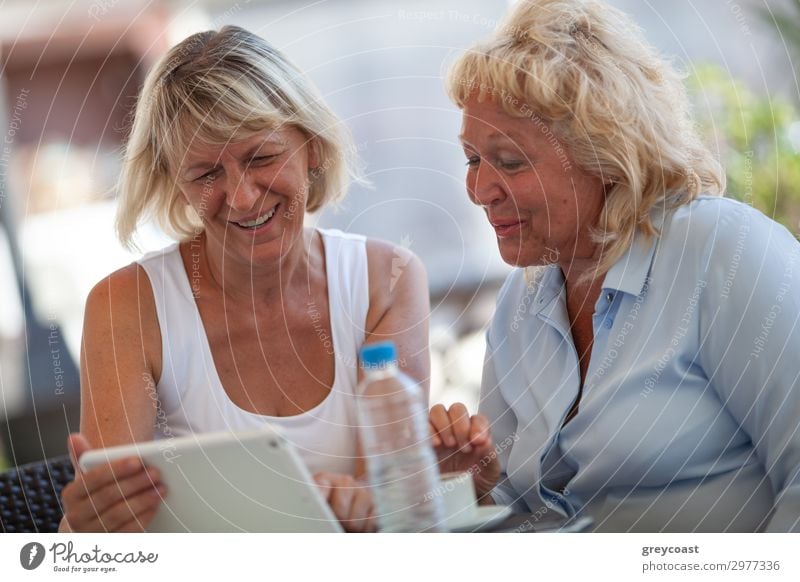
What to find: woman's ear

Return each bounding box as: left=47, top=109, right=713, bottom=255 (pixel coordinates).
left=307, top=137, right=321, bottom=170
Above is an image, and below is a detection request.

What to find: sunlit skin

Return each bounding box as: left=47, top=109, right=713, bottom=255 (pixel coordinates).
left=176, top=126, right=320, bottom=302
left=459, top=95, right=606, bottom=280
left=61, top=119, right=432, bottom=532
left=429, top=96, right=609, bottom=496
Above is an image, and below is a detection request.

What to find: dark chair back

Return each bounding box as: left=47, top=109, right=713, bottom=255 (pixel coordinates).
left=0, top=456, right=74, bottom=533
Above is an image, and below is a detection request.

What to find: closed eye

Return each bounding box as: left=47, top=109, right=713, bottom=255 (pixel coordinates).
left=193, top=168, right=219, bottom=182
left=497, top=159, right=524, bottom=171
left=248, top=153, right=282, bottom=167
left=251, top=155, right=276, bottom=164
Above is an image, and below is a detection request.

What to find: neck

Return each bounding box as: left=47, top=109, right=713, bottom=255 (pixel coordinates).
left=558, top=243, right=605, bottom=306
left=199, top=229, right=314, bottom=306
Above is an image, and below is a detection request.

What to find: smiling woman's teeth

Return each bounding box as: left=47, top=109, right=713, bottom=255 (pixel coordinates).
left=235, top=207, right=276, bottom=228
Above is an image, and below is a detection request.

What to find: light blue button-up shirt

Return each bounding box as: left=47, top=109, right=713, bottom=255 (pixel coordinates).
left=480, top=196, right=800, bottom=531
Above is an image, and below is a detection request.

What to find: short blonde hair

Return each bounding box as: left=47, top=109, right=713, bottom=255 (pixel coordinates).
left=117, top=26, right=361, bottom=248
left=447, top=0, right=724, bottom=278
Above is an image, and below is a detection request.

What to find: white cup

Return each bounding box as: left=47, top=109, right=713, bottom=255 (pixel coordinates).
left=437, top=471, right=478, bottom=530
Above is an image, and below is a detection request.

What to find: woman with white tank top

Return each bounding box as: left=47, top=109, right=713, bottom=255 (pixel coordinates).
left=59, top=27, right=430, bottom=533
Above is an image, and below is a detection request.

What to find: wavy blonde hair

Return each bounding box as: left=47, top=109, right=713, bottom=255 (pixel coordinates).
left=447, top=0, right=724, bottom=279
left=117, top=26, right=361, bottom=248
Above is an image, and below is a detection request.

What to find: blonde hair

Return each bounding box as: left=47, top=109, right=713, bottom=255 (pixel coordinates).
left=447, top=0, right=724, bottom=279
left=117, top=26, right=361, bottom=248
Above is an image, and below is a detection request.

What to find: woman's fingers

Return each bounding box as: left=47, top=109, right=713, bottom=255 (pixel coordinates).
left=317, top=471, right=359, bottom=530
left=313, top=473, right=334, bottom=502
left=72, top=458, right=147, bottom=502
left=428, top=404, right=454, bottom=447
left=85, top=465, right=163, bottom=516
left=429, top=403, right=490, bottom=454
left=64, top=470, right=165, bottom=532
left=347, top=488, right=375, bottom=533
left=67, top=433, right=92, bottom=474
left=468, top=414, right=491, bottom=447
left=61, top=444, right=166, bottom=533
left=315, top=473, right=375, bottom=532
left=91, top=484, right=166, bottom=532
left=448, top=403, right=472, bottom=453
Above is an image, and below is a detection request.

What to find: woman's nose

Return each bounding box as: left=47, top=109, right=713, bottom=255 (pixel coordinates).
left=467, top=162, right=505, bottom=207
left=226, top=169, right=260, bottom=212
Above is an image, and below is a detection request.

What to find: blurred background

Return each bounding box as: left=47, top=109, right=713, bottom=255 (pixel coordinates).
left=1, top=0, right=798, bottom=469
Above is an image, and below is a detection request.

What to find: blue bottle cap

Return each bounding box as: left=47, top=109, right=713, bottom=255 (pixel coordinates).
left=360, top=341, right=397, bottom=368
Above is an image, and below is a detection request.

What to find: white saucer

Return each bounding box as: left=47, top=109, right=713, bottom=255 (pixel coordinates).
left=447, top=505, right=513, bottom=532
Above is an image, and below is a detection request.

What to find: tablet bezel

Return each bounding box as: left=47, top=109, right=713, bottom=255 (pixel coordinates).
left=79, top=427, right=343, bottom=533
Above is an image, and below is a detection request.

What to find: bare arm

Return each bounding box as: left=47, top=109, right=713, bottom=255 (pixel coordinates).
left=60, top=264, right=165, bottom=532
left=362, top=239, right=431, bottom=398
left=80, top=263, right=162, bottom=446
left=312, top=239, right=431, bottom=532
left=346, top=240, right=431, bottom=478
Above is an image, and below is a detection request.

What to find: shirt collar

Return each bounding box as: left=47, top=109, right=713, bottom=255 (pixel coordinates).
left=601, top=227, right=659, bottom=298
left=526, top=213, right=662, bottom=313
left=525, top=265, right=564, bottom=317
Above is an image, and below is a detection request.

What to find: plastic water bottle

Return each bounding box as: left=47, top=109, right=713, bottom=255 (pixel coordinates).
left=357, top=341, right=446, bottom=532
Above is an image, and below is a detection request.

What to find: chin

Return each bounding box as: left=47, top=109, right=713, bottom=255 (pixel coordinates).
left=497, top=242, right=538, bottom=268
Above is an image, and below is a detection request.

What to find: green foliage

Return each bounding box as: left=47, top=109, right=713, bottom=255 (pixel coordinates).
left=687, top=63, right=800, bottom=235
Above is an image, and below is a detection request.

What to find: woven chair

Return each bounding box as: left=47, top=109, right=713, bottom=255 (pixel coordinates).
left=0, top=455, right=74, bottom=533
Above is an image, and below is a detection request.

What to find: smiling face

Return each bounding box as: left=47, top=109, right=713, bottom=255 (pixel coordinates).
left=460, top=96, right=606, bottom=269
left=176, top=126, right=319, bottom=268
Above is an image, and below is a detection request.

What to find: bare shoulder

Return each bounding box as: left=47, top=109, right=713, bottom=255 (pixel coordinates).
left=364, top=237, right=429, bottom=333
left=365, top=237, right=427, bottom=299
left=83, top=262, right=161, bottom=382
left=365, top=238, right=427, bottom=289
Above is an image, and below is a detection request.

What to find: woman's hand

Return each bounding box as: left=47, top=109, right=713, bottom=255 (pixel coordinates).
left=429, top=403, right=500, bottom=503
left=314, top=472, right=376, bottom=533
left=59, top=433, right=166, bottom=532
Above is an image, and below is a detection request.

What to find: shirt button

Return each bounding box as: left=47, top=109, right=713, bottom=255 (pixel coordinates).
left=604, top=318, right=613, bottom=329
left=606, top=292, right=614, bottom=302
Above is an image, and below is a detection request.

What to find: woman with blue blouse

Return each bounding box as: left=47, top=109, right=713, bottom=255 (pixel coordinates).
left=429, top=0, right=800, bottom=532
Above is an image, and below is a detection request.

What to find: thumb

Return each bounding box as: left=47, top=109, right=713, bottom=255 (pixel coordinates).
left=67, top=433, right=92, bottom=474
left=313, top=472, right=333, bottom=501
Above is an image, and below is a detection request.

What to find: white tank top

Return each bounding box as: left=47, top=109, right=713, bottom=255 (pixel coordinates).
left=136, top=228, right=368, bottom=476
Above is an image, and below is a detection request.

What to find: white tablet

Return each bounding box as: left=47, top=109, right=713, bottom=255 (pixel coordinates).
left=79, top=427, right=343, bottom=533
